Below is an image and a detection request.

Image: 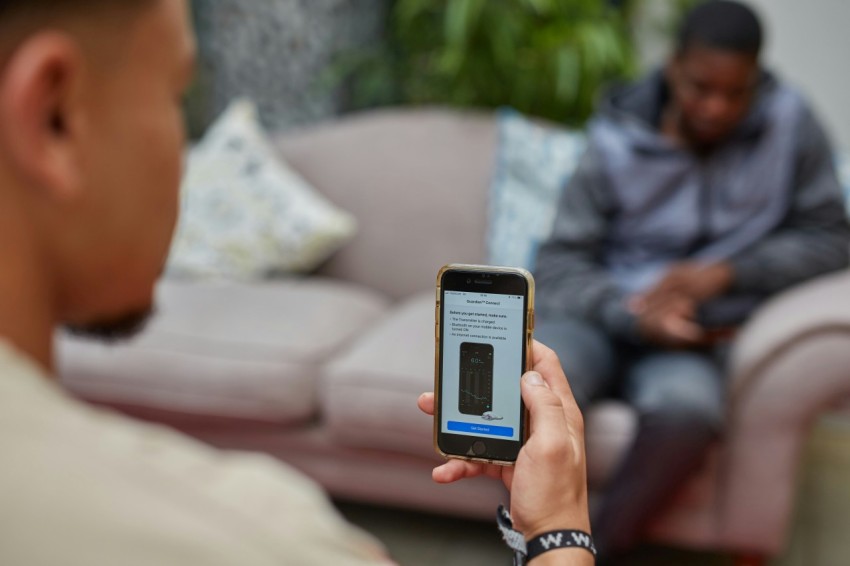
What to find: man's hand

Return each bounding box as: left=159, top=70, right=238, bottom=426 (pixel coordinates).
left=629, top=261, right=733, bottom=348
left=418, top=341, right=590, bottom=539
left=632, top=261, right=733, bottom=313
left=633, top=294, right=706, bottom=348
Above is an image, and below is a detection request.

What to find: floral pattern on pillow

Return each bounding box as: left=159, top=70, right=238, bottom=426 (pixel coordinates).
left=167, top=99, right=357, bottom=279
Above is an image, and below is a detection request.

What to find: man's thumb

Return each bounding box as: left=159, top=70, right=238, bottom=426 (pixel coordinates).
left=521, top=371, right=565, bottom=435
left=523, top=371, right=547, bottom=388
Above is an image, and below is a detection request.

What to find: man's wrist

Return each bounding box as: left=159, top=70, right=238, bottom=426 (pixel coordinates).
left=525, top=528, right=596, bottom=563
left=523, top=518, right=592, bottom=540
left=496, top=505, right=595, bottom=565
left=528, top=547, right=595, bottom=565
left=519, top=502, right=591, bottom=540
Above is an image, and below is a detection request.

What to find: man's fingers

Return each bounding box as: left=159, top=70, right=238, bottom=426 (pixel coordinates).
left=530, top=341, right=582, bottom=416
left=662, top=316, right=705, bottom=344
left=521, top=371, right=573, bottom=439
left=641, top=284, right=689, bottom=314
left=432, top=459, right=503, bottom=484
left=432, top=459, right=478, bottom=483
left=530, top=341, right=568, bottom=394
left=418, top=392, right=435, bottom=416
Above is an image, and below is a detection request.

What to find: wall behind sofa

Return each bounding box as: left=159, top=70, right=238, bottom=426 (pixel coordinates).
left=187, top=0, right=389, bottom=136
left=748, top=0, right=850, bottom=150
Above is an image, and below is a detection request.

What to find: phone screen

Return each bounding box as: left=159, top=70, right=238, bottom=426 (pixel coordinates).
left=436, top=267, right=531, bottom=463
left=458, top=342, right=494, bottom=416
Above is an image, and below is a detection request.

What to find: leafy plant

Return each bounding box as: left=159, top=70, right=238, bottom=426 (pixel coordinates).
left=334, top=0, right=643, bottom=126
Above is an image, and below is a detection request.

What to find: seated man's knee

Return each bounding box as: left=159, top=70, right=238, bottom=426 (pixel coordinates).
left=644, top=403, right=725, bottom=436
left=639, top=393, right=725, bottom=439
left=629, top=355, right=726, bottom=435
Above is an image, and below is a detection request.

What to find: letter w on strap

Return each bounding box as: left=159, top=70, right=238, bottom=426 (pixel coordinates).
left=539, top=532, right=563, bottom=550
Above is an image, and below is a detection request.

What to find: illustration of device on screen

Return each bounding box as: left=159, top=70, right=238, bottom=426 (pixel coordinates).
left=458, top=342, right=494, bottom=416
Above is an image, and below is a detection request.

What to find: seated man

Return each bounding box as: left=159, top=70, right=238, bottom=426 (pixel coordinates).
left=534, top=0, right=850, bottom=560
left=0, top=0, right=592, bottom=564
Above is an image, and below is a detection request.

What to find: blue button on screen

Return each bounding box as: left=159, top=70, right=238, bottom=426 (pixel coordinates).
left=447, top=421, right=514, bottom=438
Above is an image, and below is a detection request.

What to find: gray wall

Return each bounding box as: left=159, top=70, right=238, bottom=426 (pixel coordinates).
left=748, top=0, right=850, bottom=149
left=188, top=0, right=388, bottom=135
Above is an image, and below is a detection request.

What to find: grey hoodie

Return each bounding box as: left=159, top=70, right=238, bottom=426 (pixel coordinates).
left=534, top=70, right=850, bottom=340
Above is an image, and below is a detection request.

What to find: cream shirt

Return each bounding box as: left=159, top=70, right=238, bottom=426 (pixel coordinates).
left=0, top=341, right=390, bottom=565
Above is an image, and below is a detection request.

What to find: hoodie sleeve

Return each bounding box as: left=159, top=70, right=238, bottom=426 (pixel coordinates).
left=729, top=104, right=850, bottom=294
left=533, top=145, right=639, bottom=340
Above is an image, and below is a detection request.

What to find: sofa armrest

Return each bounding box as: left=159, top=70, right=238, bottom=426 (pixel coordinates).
left=717, top=269, right=850, bottom=554
left=730, top=269, right=850, bottom=400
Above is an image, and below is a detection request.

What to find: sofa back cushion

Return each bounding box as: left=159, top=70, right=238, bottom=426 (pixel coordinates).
left=276, top=109, right=495, bottom=300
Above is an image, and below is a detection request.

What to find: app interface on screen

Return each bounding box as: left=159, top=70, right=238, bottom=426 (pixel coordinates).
left=441, top=290, right=524, bottom=441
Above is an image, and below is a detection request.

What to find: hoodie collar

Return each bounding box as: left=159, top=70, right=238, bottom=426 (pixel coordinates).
left=598, top=68, right=779, bottom=154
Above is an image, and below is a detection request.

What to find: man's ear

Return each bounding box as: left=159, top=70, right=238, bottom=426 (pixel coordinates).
left=0, top=32, right=86, bottom=201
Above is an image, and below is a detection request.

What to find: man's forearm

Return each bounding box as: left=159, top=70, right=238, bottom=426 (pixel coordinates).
left=730, top=227, right=850, bottom=294
left=529, top=548, right=595, bottom=565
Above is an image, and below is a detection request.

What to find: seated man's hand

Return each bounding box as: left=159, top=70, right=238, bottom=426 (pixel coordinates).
left=633, top=294, right=707, bottom=349
left=418, top=341, right=590, bottom=539
left=629, top=261, right=734, bottom=348
left=632, top=261, right=733, bottom=313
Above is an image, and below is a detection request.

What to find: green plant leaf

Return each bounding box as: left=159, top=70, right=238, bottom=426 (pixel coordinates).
left=395, top=0, right=433, bottom=30
left=330, top=0, right=654, bottom=125
left=444, top=0, right=485, bottom=47
left=436, top=47, right=465, bottom=76
left=555, top=47, right=580, bottom=103
left=521, top=0, right=552, bottom=16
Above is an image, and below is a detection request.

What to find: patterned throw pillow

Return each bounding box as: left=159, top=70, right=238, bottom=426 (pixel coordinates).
left=167, top=100, right=357, bottom=279
left=487, top=109, right=586, bottom=270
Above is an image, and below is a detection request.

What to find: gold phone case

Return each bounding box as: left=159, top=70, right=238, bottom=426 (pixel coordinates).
left=433, top=264, right=535, bottom=466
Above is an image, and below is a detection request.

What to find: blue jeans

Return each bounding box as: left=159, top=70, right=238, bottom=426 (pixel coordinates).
left=535, top=316, right=726, bottom=558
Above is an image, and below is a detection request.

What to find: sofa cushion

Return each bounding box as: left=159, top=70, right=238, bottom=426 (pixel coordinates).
left=320, top=292, right=438, bottom=460
left=59, top=278, right=389, bottom=424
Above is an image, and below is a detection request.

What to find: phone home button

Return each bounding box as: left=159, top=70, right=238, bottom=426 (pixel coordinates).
left=472, top=440, right=486, bottom=456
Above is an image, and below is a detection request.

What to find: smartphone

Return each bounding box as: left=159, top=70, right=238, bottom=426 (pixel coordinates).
left=434, top=264, right=534, bottom=465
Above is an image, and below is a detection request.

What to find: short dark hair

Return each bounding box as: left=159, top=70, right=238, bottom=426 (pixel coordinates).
left=0, top=0, right=149, bottom=11
left=0, top=0, right=153, bottom=54
left=677, top=1, right=763, bottom=57
left=0, top=0, right=151, bottom=21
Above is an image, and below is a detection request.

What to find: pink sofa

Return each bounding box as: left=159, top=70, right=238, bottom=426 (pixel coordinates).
left=58, top=108, right=850, bottom=561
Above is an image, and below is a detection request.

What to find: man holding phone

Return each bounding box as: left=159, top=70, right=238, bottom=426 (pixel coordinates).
left=534, top=1, right=850, bottom=561
left=421, top=343, right=594, bottom=565
left=0, top=0, right=592, bottom=564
